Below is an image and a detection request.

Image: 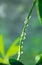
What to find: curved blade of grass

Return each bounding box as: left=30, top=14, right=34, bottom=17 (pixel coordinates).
left=5, top=37, right=20, bottom=57
left=0, top=34, right=5, bottom=57
left=37, top=0, right=42, bottom=24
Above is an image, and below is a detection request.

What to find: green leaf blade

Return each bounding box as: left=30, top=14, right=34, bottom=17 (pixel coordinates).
left=5, top=37, right=20, bottom=58
left=0, top=34, right=5, bottom=57
left=37, top=0, right=42, bottom=24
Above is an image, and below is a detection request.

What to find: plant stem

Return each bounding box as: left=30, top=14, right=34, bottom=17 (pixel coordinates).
left=17, top=0, right=36, bottom=60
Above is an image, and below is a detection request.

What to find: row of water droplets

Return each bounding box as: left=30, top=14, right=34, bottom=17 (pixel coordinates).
left=17, top=0, right=36, bottom=60
left=17, top=16, right=31, bottom=60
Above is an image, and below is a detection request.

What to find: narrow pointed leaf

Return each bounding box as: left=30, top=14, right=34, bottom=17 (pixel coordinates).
left=5, top=37, right=20, bottom=57
left=5, top=46, right=19, bottom=57
left=0, top=34, right=5, bottom=57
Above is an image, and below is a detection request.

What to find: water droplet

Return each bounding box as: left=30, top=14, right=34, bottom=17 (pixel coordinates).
left=21, top=46, right=23, bottom=48
left=29, top=16, right=31, bottom=20
left=24, top=18, right=28, bottom=24
left=21, top=32, right=23, bottom=37
left=24, top=20, right=26, bottom=24
left=21, top=51, right=23, bottom=54
left=22, top=42, right=23, bottom=44
left=25, top=33, right=26, bottom=36
left=27, top=24, right=28, bottom=27
left=24, top=36, right=26, bottom=40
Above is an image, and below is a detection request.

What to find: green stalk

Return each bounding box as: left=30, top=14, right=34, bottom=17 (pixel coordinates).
left=17, top=0, right=36, bottom=60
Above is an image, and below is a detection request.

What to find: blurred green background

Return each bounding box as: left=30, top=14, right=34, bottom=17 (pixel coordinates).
left=0, top=0, right=42, bottom=65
